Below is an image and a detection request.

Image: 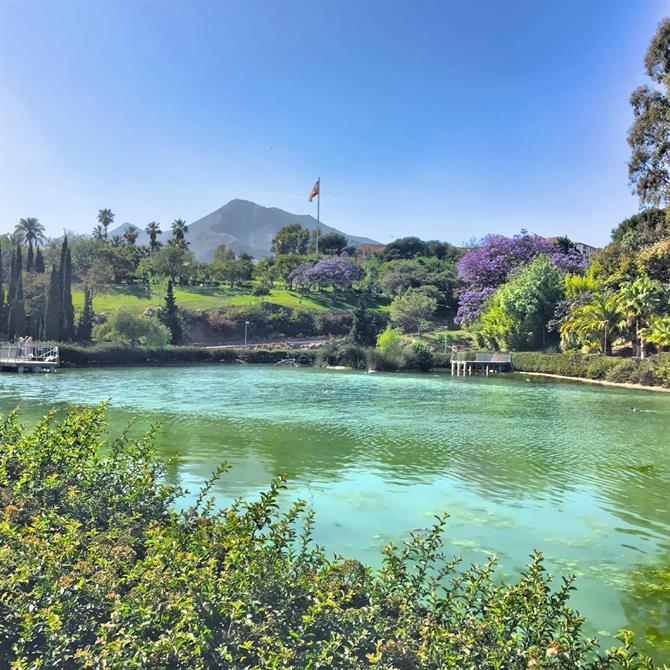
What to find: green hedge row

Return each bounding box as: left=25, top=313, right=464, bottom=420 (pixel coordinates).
left=0, top=406, right=657, bottom=668
left=511, top=351, right=670, bottom=388
left=59, top=344, right=316, bottom=367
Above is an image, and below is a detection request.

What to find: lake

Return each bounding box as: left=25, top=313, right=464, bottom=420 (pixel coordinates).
left=1, top=365, right=669, bottom=660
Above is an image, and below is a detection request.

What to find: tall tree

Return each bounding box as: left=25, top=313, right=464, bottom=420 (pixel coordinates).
left=170, top=219, right=189, bottom=247
left=61, top=238, right=75, bottom=341
left=0, top=241, right=4, bottom=335
left=97, top=209, right=115, bottom=240
left=628, top=18, right=670, bottom=206
left=34, top=247, right=45, bottom=273
left=77, top=285, right=95, bottom=341
left=8, top=244, right=25, bottom=338
left=349, top=298, right=377, bottom=346
left=43, top=264, right=62, bottom=341
left=145, top=221, right=162, bottom=253
left=160, top=279, right=182, bottom=344
left=26, top=241, right=34, bottom=273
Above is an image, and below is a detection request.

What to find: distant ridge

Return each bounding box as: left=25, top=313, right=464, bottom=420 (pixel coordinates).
left=111, top=199, right=379, bottom=261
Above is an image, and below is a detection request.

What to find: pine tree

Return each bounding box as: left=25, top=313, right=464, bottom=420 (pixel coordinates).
left=43, top=264, right=62, bottom=341
left=61, top=243, right=75, bottom=341
left=26, top=240, right=34, bottom=273
left=77, top=285, right=94, bottom=341
left=161, top=279, right=182, bottom=344
left=35, top=247, right=45, bottom=273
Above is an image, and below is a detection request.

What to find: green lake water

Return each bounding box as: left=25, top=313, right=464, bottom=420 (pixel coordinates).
left=1, top=365, right=669, bottom=660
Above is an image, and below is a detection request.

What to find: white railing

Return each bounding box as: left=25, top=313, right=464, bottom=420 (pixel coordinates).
left=451, top=351, right=511, bottom=363
left=0, top=342, right=60, bottom=365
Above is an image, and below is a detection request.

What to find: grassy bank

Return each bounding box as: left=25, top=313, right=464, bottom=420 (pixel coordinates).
left=0, top=405, right=658, bottom=668
left=511, top=351, right=670, bottom=388
left=59, top=343, right=316, bottom=367
left=73, top=284, right=390, bottom=315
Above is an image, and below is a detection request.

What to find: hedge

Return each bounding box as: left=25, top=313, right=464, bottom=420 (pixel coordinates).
left=0, top=406, right=658, bottom=668
left=59, top=344, right=316, bottom=367
left=511, top=352, right=670, bottom=388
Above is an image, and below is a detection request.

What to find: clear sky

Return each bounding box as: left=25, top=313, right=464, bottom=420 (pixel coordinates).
left=0, top=1, right=667, bottom=246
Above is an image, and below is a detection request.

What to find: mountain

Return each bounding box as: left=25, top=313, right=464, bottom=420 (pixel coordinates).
left=111, top=200, right=379, bottom=261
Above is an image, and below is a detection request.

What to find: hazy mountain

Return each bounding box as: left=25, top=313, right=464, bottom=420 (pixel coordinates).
left=111, top=199, right=379, bottom=261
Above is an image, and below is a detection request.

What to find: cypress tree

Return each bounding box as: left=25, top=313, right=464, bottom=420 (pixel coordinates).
left=348, top=298, right=377, bottom=346
left=8, top=245, right=25, bottom=338
left=11, top=271, right=26, bottom=337
left=77, top=285, right=94, bottom=341
left=43, top=264, right=62, bottom=341
left=0, top=242, right=5, bottom=337
left=7, top=246, right=16, bottom=316
left=26, top=240, right=34, bottom=273
left=35, top=247, right=45, bottom=273
left=62, top=244, right=75, bottom=341
left=161, top=278, right=182, bottom=344
left=0, top=242, right=4, bottom=313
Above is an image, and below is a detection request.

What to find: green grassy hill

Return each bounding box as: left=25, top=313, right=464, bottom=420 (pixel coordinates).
left=73, top=284, right=390, bottom=315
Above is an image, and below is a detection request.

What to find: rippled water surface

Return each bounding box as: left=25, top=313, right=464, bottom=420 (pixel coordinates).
left=1, top=365, right=669, bottom=659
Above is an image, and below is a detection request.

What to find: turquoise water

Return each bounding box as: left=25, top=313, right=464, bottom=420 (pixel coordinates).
left=1, top=365, right=669, bottom=659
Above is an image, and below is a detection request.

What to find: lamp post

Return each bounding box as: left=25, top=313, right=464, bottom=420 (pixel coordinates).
left=244, top=321, right=250, bottom=346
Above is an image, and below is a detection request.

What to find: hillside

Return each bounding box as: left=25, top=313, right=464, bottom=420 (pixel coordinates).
left=111, top=199, right=379, bottom=261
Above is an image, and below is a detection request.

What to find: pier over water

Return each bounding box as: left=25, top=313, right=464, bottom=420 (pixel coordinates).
left=450, top=351, right=511, bottom=376
left=0, top=342, right=60, bottom=373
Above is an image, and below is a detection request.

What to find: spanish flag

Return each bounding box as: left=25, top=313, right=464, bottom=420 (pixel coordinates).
left=308, top=178, right=320, bottom=202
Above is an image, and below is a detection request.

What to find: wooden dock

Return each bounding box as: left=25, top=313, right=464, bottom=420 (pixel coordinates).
left=451, top=352, right=511, bottom=376
left=0, top=343, right=60, bottom=373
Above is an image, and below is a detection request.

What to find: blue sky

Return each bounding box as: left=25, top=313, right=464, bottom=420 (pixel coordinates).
left=0, top=1, right=667, bottom=246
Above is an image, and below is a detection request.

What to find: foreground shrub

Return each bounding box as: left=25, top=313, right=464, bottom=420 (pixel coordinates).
left=0, top=407, right=659, bottom=669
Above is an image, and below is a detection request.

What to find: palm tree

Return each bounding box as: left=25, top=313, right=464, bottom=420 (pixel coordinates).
left=109, top=234, right=124, bottom=248
left=171, top=219, right=189, bottom=247
left=92, top=225, right=106, bottom=242
left=145, top=221, right=162, bottom=253
left=97, top=209, right=115, bottom=240
left=15, top=217, right=46, bottom=247
left=561, top=290, right=625, bottom=355
left=641, top=315, right=670, bottom=350
left=123, top=225, right=140, bottom=246
left=618, top=276, right=662, bottom=358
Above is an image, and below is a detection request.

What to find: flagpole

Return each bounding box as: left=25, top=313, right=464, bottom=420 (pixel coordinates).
left=316, top=176, right=320, bottom=255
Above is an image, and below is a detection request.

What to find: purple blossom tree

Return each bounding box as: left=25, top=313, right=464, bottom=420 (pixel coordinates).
left=455, top=233, right=589, bottom=324
left=290, top=256, right=362, bottom=293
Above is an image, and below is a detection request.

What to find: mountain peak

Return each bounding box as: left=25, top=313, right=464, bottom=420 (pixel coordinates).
left=110, top=200, right=379, bottom=261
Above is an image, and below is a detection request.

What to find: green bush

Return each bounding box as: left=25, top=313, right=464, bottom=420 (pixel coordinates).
left=0, top=407, right=658, bottom=669
left=93, top=309, right=171, bottom=347
left=406, top=341, right=434, bottom=372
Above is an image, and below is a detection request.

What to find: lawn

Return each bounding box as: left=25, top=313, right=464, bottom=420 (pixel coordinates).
left=73, top=283, right=390, bottom=315
left=415, top=328, right=475, bottom=352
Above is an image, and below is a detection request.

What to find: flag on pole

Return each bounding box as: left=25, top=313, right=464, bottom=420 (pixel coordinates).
left=308, top=178, right=320, bottom=202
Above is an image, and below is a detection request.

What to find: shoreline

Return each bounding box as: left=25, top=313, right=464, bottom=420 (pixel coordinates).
left=514, top=371, right=670, bottom=393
